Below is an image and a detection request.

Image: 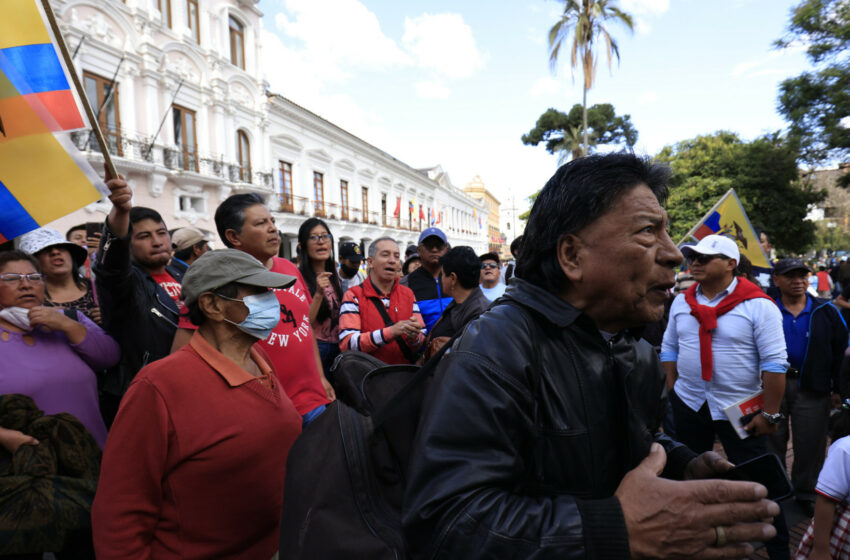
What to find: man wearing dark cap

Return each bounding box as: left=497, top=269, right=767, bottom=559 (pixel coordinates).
left=337, top=241, right=366, bottom=293
left=406, top=227, right=452, bottom=333
left=478, top=252, right=505, bottom=302
left=768, top=258, right=848, bottom=516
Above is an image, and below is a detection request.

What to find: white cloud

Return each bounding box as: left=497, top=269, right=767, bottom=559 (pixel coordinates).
left=839, top=116, right=850, bottom=130
left=272, top=0, right=409, bottom=78
left=416, top=80, right=451, bottom=99
left=402, top=13, right=485, bottom=79
left=621, top=0, right=670, bottom=15
left=530, top=76, right=562, bottom=98
left=639, top=91, right=658, bottom=104
left=730, top=45, right=807, bottom=78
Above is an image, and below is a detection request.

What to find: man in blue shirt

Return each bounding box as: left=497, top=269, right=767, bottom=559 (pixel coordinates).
left=767, top=258, right=848, bottom=516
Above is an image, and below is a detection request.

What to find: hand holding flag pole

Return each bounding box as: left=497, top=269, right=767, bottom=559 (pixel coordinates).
left=39, top=0, right=117, bottom=180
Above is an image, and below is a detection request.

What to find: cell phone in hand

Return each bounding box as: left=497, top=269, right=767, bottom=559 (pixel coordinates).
left=85, top=222, right=103, bottom=238
left=721, top=453, right=793, bottom=501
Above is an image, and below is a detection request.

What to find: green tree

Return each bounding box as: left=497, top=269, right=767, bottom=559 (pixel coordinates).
left=657, top=131, right=824, bottom=254
left=776, top=0, right=850, bottom=185
left=521, top=103, right=638, bottom=163
left=548, top=0, right=634, bottom=156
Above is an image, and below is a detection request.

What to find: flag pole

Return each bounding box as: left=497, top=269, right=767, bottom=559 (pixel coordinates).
left=39, top=0, right=118, bottom=180
left=677, top=188, right=734, bottom=246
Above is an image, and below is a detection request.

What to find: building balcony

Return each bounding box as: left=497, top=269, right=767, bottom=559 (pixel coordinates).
left=71, top=128, right=273, bottom=189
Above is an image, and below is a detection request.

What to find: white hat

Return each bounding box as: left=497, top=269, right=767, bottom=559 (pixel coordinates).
left=681, top=234, right=740, bottom=263
left=17, top=228, right=89, bottom=266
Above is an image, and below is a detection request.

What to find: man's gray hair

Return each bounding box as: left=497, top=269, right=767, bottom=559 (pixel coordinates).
left=368, top=236, right=398, bottom=258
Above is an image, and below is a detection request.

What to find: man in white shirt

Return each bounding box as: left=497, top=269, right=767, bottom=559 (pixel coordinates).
left=661, top=234, right=790, bottom=560
left=478, top=252, right=506, bottom=302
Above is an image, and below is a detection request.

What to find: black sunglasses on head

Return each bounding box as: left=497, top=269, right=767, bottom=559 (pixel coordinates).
left=687, top=253, right=728, bottom=265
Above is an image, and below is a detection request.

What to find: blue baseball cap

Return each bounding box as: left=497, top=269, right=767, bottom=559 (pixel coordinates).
left=418, top=227, right=447, bottom=245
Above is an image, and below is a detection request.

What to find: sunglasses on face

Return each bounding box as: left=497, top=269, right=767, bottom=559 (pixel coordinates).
left=687, top=253, right=728, bottom=265
left=481, top=263, right=498, bottom=270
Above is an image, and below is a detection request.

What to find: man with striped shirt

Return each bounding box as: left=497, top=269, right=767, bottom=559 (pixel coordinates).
left=339, top=237, right=424, bottom=364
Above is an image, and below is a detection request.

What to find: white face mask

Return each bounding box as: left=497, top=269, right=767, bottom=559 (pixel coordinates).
left=0, top=306, right=32, bottom=331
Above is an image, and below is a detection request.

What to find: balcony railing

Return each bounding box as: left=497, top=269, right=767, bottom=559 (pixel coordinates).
left=71, top=128, right=272, bottom=188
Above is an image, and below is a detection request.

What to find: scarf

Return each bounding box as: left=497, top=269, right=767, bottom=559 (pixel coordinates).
left=683, top=277, right=773, bottom=381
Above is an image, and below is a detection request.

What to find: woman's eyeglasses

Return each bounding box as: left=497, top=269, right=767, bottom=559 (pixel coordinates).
left=687, top=253, right=727, bottom=265
left=0, top=273, right=44, bottom=285
left=308, top=234, right=331, bottom=243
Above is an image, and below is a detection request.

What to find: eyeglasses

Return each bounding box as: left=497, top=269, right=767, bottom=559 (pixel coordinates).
left=687, top=254, right=728, bottom=265
left=308, top=233, right=331, bottom=243
left=421, top=239, right=445, bottom=251
left=481, top=263, right=499, bottom=270
left=0, top=273, right=44, bottom=285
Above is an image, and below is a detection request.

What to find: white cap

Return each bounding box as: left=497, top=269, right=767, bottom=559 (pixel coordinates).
left=681, top=234, right=740, bottom=263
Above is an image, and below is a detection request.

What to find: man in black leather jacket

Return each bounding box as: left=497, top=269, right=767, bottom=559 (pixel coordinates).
left=403, top=154, right=781, bottom=559
left=94, top=175, right=184, bottom=426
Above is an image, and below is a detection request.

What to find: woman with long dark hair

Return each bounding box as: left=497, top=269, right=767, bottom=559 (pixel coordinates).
left=297, top=218, right=343, bottom=374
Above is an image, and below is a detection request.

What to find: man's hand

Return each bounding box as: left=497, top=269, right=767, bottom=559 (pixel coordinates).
left=684, top=451, right=733, bottom=480
left=86, top=232, right=101, bottom=256
left=390, top=319, right=421, bottom=340
left=321, top=374, right=336, bottom=401
left=617, top=443, right=779, bottom=559
left=743, top=413, right=778, bottom=436
left=106, top=176, right=132, bottom=214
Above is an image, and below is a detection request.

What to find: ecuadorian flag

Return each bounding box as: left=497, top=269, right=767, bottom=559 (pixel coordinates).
left=0, top=0, right=105, bottom=243
left=682, top=188, right=771, bottom=269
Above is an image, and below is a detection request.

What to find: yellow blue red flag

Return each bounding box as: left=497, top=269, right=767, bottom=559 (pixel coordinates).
left=680, top=189, right=771, bottom=269
left=0, top=0, right=106, bottom=243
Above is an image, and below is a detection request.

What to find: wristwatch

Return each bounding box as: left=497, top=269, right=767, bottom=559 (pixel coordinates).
left=760, top=411, right=784, bottom=425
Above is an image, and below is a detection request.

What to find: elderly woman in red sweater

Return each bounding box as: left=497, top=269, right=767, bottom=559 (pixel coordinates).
left=92, top=249, right=302, bottom=559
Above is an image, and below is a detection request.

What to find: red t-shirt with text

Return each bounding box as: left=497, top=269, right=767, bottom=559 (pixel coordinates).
left=152, top=271, right=187, bottom=321
left=260, top=257, right=329, bottom=416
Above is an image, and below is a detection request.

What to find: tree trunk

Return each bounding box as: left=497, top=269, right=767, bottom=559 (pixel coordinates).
left=582, top=86, right=588, bottom=156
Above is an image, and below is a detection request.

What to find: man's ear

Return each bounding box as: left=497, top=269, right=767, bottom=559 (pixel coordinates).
left=224, top=229, right=241, bottom=248
left=197, top=292, right=225, bottom=322
left=557, top=234, right=583, bottom=283
left=727, top=259, right=738, bottom=273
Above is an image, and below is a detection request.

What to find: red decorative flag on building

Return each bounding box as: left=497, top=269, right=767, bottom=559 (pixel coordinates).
left=419, top=204, right=425, bottom=222
left=393, top=195, right=401, bottom=218
left=0, top=0, right=105, bottom=242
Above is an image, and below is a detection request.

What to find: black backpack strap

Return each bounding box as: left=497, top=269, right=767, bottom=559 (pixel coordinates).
left=368, top=297, right=418, bottom=364
left=62, top=308, right=78, bottom=321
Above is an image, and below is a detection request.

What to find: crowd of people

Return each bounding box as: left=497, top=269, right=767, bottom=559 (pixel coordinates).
left=2, top=153, right=850, bottom=558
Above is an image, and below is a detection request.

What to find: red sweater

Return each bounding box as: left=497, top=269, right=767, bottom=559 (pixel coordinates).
left=92, top=332, right=302, bottom=559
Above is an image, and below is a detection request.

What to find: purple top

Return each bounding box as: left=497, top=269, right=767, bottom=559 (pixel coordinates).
left=0, top=311, right=119, bottom=448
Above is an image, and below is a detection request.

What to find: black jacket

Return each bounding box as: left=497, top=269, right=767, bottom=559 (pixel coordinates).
left=791, top=297, right=848, bottom=394
left=93, top=220, right=184, bottom=397
left=403, top=279, right=696, bottom=559
left=428, top=286, right=490, bottom=340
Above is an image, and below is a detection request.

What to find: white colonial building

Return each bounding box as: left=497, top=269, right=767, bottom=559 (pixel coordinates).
left=45, top=0, right=489, bottom=257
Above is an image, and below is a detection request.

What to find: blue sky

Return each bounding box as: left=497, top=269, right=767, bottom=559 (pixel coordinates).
left=257, top=0, right=810, bottom=213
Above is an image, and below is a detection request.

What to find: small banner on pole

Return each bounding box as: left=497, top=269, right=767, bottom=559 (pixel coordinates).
left=679, top=188, right=773, bottom=284
left=0, top=0, right=108, bottom=243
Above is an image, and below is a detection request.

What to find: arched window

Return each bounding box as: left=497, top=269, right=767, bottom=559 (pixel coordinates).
left=237, top=130, right=251, bottom=183
left=229, top=16, right=245, bottom=69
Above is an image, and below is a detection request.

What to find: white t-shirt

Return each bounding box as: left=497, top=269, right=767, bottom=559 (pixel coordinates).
left=816, top=435, right=850, bottom=503
left=480, top=283, right=506, bottom=302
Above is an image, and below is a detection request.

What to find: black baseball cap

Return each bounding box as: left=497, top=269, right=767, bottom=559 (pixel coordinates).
left=339, top=242, right=364, bottom=262
left=773, top=258, right=810, bottom=276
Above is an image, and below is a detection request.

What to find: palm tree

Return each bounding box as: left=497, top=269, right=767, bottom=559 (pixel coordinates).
left=548, top=0, right=634, bottom=156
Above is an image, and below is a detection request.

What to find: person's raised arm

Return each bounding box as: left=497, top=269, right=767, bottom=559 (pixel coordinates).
left=105, top=173, right=132, bottom=239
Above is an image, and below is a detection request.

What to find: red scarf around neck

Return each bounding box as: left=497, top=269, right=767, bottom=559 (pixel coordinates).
left=683, top=277, right=773, bottom=381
